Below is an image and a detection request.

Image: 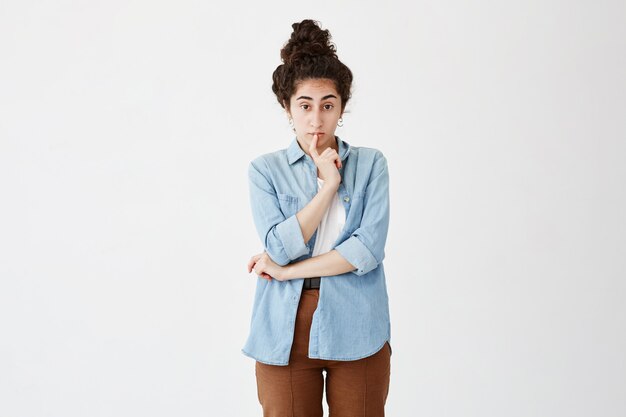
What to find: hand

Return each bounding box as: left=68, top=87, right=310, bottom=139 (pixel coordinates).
left=247, top=251, right=287, bottom=282
left=309, top=134, right=341, bottom=186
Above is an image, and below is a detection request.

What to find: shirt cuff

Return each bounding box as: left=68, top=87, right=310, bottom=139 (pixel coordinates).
left=334, top=235, right=378, bottom=276
left=275, top=214, right=309, bottom=261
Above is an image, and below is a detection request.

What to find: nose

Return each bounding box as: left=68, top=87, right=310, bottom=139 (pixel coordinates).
left=310, top=109, right=322, bottom=128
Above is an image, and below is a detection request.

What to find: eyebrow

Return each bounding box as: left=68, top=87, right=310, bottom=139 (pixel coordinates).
left=296, top=94, right=338, bottom=101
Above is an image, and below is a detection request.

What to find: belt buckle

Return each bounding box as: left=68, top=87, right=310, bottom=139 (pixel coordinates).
left=304, top=277, right=321, bottom=290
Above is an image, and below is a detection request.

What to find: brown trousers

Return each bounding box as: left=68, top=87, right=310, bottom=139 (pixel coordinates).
left=255, top=289, right=391, bottom=417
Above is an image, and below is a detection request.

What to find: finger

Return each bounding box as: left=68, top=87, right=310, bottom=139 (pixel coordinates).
left=321, top=148, right=334, bottom=157
left=256, top=269, right=271, bottom=281
left=321, top=150, right=340, bottom=168
left=247, top=257, right=257, bottom=273
left=323, top=152, right=339, bottom=163
left=309, top=134, right=320, bottom=158
left=247, top=255, right=261, bottom=273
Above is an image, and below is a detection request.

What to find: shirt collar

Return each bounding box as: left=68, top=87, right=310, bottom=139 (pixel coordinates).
left=287, top=135, right=351, bottom=165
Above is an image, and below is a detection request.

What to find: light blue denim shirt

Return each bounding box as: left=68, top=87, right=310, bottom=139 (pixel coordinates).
left=242, top=136, right=391, bottom=365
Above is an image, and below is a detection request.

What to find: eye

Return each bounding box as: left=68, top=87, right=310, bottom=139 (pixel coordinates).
left=324, top=104, right=334, bottom=110
left=300, top=104, right=310, bottom=110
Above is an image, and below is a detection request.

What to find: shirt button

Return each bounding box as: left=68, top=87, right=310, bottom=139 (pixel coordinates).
left=344, top=196, right=350, bottom=202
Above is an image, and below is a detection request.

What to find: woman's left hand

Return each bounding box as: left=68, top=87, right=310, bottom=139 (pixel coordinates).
left=247, top=252, right=287, bottom=282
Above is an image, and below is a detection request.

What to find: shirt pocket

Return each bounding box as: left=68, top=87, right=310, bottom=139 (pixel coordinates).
left=276, top=193, right=299, bottom=218
left=353, top=190, right=366, bottom=200
left=344, top=190, right=366, bottom=233
left=350, top=190, right=366, bottom=215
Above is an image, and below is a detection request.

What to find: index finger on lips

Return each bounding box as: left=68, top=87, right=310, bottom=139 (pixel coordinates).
left=309, top=134, right=319, bottom=158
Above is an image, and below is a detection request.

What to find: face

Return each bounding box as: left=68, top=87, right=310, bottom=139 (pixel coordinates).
left=285, top=78, right=343, bottom=155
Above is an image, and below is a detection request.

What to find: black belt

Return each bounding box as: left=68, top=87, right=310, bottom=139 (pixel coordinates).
left=303, top=277, right=320, bottom=290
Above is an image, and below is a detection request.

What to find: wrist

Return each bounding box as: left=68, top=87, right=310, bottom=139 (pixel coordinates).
left=321, top=181, right=340, bottom=192
left=280, top=264, right=294, bottom=281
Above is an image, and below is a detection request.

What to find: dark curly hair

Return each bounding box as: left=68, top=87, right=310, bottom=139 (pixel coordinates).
left=272, top=19, right=353, bottom=113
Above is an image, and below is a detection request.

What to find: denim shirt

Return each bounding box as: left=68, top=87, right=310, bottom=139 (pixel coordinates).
left=241, top=136, right=391, bottom=365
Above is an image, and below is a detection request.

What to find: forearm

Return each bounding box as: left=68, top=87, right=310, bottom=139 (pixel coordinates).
left=282, top=249, right=356, bottom=280
left=296, top=182, right=339, bottom=244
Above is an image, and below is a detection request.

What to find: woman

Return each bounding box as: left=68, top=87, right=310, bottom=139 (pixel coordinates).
left=242, top=19, right=392, bottom=417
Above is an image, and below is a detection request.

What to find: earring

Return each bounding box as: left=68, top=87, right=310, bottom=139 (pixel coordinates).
left=337, top=117, right=344, bottom=127
left=288, top=118, right=294, bottom=128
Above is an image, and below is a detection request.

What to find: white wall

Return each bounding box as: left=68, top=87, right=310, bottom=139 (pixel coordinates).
left=1, top=1, right=625, bottom=416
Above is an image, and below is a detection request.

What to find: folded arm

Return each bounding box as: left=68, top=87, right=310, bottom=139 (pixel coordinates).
left=280, top=151, right=390, bottom=280
left=249, top=150, right=389, bottom=278
left=281, top=249, right=356, bottom=280
left=333, top=152, right=390, bottom=276
left=248, top=158, right=339, bottom=266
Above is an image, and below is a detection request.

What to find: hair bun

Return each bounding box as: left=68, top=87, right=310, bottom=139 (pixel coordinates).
left=280, top=19, right=337, bottom=65
left=272, top=19, right=353, bottom=111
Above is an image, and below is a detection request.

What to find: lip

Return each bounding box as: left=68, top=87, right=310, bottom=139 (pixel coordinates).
left=310, top=132, right=325, bottom=135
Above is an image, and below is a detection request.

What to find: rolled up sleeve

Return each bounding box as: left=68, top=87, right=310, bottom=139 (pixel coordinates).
left=334, top=152, right=390, bottom=276
left=248, top=159, right=308, bottom=266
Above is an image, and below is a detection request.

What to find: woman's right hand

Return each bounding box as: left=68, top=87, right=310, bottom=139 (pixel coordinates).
left=309, top=134, right=341, bottom=187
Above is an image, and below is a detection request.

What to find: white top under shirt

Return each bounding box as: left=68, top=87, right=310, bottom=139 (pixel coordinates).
left=311, top=177, right=346, bottom=257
